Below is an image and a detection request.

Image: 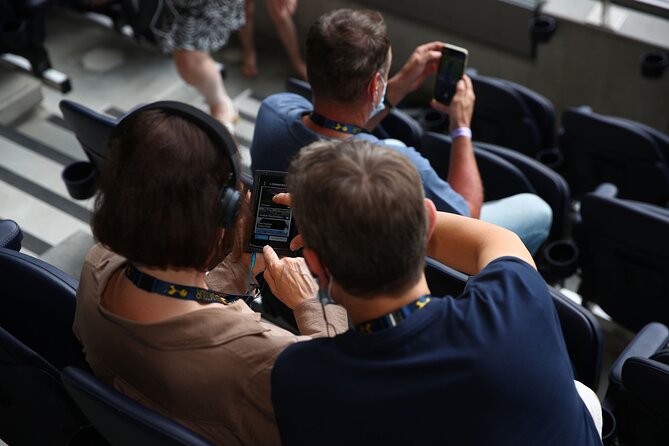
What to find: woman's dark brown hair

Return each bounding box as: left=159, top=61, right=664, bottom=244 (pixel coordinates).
left=92, top=108, right=247, bottom=271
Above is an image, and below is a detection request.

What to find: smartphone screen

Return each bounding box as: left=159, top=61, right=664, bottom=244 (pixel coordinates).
left=434, top=44, right=469, bottom=105
left=247, top=170, right=297, bottom=256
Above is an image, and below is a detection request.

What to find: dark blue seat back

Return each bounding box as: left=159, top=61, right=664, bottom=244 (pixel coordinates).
left=469, top=74, right=544, bottom=157
left=508, top=80, right=556, bottom=149
left=62, top=366, right=215, bottom=446
left=285, top=77, right=312, bottom=100
left=420, top=131, right=535, bottom=202
left=474, top=141, right=571, bottom=241
left=578, top=193, right=669, bottom=331
left=0, top=247, right=88, bottom=371
left=59, top=99, right=117, bottom=173
left=0, top=326, right=89, bottom=446
left=560, top=108, right=669, bottom=205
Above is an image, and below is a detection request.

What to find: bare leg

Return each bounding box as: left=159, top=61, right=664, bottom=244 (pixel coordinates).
left=265, top=0, right=306, bottom=80
left=173, top=49, right=238, bottom=126
left=238, top=0, right=259, bottom=78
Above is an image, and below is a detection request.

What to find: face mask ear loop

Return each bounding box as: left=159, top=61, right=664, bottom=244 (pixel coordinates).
left=317, top=275, right=338, bottom=337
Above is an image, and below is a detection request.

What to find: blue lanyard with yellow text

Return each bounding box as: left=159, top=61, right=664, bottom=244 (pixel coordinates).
left=309, top=112, right=366, bottom=135
left=124, top=262, right=258, bottom=306
left=355, top=295, right=432, bottom=333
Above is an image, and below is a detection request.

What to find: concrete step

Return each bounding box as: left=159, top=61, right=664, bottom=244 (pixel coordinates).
left=0, top=69, right=43, bottom=125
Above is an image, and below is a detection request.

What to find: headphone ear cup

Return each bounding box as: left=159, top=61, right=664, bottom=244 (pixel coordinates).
left=220, top=187, right=241, bottom=227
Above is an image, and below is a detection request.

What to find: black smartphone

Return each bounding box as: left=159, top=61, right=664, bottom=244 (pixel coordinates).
left=434, top=43, right=469, bottom=105
left=247, top=170, right=297, bottom=256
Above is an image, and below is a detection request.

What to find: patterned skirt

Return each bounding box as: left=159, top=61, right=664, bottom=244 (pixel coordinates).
left=155, top=0, right=245, bottom=53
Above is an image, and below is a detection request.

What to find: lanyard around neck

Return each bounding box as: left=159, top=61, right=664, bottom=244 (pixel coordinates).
left=355, top=295, right=432, bottom=333
left=309, top=112, right=366, bottom=135
left=124, top=262, right=257, bottom=306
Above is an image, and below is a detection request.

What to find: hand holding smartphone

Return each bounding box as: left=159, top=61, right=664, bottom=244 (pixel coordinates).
left=247, top=170, right=298, bottom=256
left=434, top=43, right=469, bottom=105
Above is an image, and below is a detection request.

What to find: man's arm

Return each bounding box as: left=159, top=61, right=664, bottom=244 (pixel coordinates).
left=432, top=75, right=483, bottom=218
left=426, top=208, right=535, bottom=275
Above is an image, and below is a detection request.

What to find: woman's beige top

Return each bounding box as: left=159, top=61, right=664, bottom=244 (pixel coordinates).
left=74, top=244, right=348, bottom=445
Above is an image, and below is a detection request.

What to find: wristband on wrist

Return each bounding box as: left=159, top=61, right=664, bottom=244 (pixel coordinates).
left=450, top=127, right=472, bottom=140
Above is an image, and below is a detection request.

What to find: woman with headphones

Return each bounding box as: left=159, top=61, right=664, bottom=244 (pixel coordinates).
left=73, top=101, right=348, bottom=445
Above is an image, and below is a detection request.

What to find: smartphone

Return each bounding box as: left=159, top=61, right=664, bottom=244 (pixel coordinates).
left=247, top=170, right=297, bottom=256
left=434, top=43, right=469, bottom=105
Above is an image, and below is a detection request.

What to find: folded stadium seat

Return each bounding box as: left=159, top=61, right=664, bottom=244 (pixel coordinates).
left=0, top=219, right=23, bottom=251
left=60, top=99, right=117, bottom=173
left=62, top=366, right=215, bottom=446
left=604, top=322, right=669, bottom=446
left=576, top=186, right=669, bottom=331
left=467, top=73, right=547, bottom=157
left=425, top=257, right=604, bottom=391
left=419, top=131, right=536, bottom=202
left=284, top=77, right=424, bottom=150
left=560, top=107, right=669, bottom=205
left=0, top=247, right=89, bottom=371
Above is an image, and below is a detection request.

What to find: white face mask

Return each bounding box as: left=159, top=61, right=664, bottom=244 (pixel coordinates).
left=369, top=73, right=387, bottom=119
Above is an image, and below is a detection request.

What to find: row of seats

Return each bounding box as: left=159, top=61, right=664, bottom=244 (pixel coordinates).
left=1, top=218, right=667, bottom=445
left=58, top=84, right=669, bottom=334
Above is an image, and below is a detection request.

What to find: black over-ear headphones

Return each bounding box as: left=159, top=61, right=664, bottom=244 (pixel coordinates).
left=116, top=101, right=241, bottom=228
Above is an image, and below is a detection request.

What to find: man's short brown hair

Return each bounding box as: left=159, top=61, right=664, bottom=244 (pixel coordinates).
left=288, top=140, right=427, bottom=298
left=306, top=9, right=391, bottom=104
left=92, top=108, right=246, bottom=271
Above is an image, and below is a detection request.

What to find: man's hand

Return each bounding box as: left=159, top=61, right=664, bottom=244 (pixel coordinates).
left=263, top=245, right=317, bottom=309
left=431, top=74, right=475, bottom=131
left=386, top=41, right=444, bottom=107
left=272, top=192, right=304, bottom=251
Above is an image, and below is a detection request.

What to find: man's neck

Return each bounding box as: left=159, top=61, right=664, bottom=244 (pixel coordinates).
left=335, top=275, right=431, bottom=325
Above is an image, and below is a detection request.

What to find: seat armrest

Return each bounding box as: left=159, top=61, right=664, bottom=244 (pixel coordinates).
left=609, top=322, right=669, bottom=388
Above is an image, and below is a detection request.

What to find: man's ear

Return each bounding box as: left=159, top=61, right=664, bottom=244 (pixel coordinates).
left=425, top=198, right=438, bottom=242
left=368, top=71, right=382, bottom=103
left=303, top=248, right=328, bottom=286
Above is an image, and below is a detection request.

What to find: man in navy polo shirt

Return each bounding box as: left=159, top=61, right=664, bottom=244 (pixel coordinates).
left=266, top=139, right=602, bottom=446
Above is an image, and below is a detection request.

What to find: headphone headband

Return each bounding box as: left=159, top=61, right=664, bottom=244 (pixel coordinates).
left=116, top=101, right=241, bottom=227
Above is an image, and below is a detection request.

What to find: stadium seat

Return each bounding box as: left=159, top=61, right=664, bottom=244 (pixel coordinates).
left=59, top=99, right=117, bottom=173
left=604, top=322, right=669, bottom=446
left=474, top=141, right=571, bottom=242
left=0, top=247, right=89, bottom=371
left=560, top=107, right=669, bottom=205
left=468, top=73, right=552, bottom=157
left=0, top=326, right=95, bottom=446
left=62, top=366, right=215, bottom=446
left=576, top=187, right=669, bottom=331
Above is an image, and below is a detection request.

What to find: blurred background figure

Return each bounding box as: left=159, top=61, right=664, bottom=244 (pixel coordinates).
left=155, top=0, right=244, bottom=128
left=239, top=0, right=307, bottom=80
